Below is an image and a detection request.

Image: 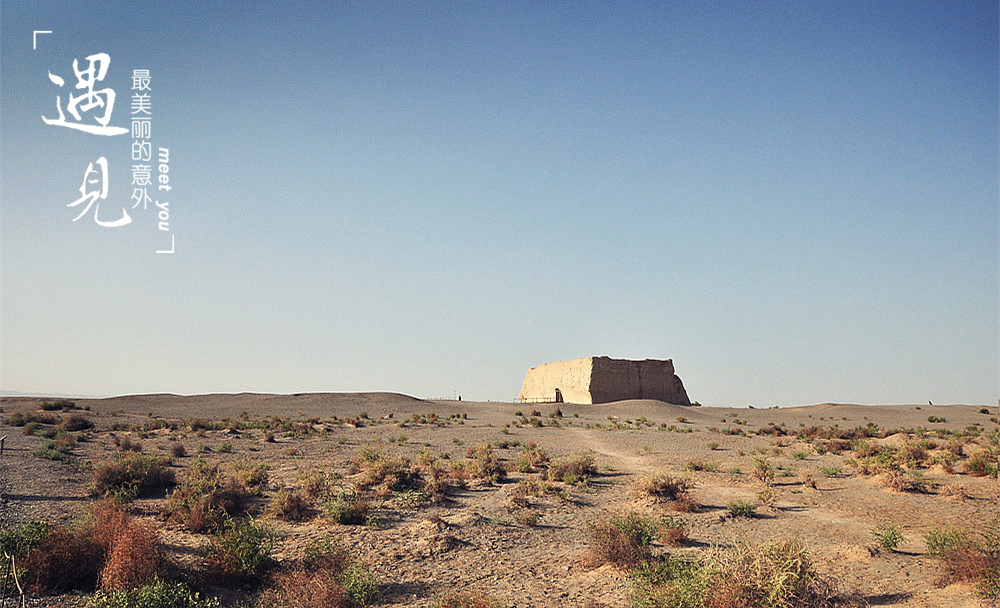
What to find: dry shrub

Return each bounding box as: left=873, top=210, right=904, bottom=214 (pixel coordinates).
left=516, top=442, right=549, bottom=471
left=90, top=452, right=174, bottom=498
left=703, top=541, right=842, bottom=608
left=113, top=435, right=143, bottom=452
left=18, top=502, right=162, bottom=595
left=964, top=450, right=998, bottom=477
left=91, top=503, right=163, bottom=592
left=940, top=484, right=970, bottom=502
left=547, top=452, right=597, bottom=484
left=268, top=487, right=313, bottom=522
left=162, top=459, right=257, bottom=532
left=465, top=444, right=506, bottom=484
left=632, top=474, right=691, bottom=502
left=259, top=538, right=377, bottom=607
left=657, top=525, right=687, bottom=547
left=879, top=469, right=934, bottom=493
left=260, top=569, right=347, bottom=608
left=170, top=443, right=187, bottom=458
left=587, top=521, right=652, bottom=568
left=934, top=546, right=995, bottom=587
left=20, top=528, right=103, bottom=593
left=670, top=493, right=699, bottom=513
left=799, top=471, right=817, bottom=490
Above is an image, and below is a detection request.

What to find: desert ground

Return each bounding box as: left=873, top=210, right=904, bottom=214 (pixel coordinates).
left=0, top=393, right=997, bottom=607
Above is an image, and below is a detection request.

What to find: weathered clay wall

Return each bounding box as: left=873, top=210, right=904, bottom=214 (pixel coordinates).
left=517, top=358, right=593, bottom=404
left=588, top=357, right=690, bottom=405
left=518, top=356, right=690, bottom=405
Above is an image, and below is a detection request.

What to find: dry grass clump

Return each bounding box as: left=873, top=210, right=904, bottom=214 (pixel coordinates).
left=632, top=473, right=692, bottom=504
left=267, top=487, right=314, bottom=521
left=350, top=447, right=417, bottom=491
left=514, top=442, right=549, bottom=472
left=878, top=468, right=935, bottom=494
left=632, top=540, right=863, bottom=608
left=964, top=449, right=998, bottom=477
left=587, top=512, right=686, bottom=568
left=547, top=452, right=597, bottom=484
left=924, top=519, right=999, bottom=599
left=162, top=459, right=264, bottom=532
left=258, top=537, right=377, bottom=607
left=90, top=452, right=174, bottom=498
left=321, top=490, right=372, bottom=525
left=463, top=444, right=507, bottom=484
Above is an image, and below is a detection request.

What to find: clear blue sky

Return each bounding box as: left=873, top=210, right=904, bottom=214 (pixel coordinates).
left=2, top=1, right=997, bottom=406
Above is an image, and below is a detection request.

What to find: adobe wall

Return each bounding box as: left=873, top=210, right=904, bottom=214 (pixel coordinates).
left=517, top=358, right=593, bottom=404
left=517, top=356, right=691, bottom=405
left=588, top=357, right=690, bottom=405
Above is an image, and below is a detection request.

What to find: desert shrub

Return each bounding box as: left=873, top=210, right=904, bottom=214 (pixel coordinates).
left=924, top=519, right=1000, bottom=599
left=113, top=435, right=143, bottom=452
left=35, top=437, right=75, bottom=461
left=19, top=528, right=103, bottom=593
left=90, top=578, right=222, bottom=608
left=170, top=443, right=187, bottom=458
left=351, top=448, right=417, bottom=490
left=879, top=468, right=935, bottom=493
left=871, top=522, right=904, bottom=551
left=300, top=469, right=336, bottom=498
left=465, top=444, right=506, bottom=484
left=756, top=485, right=777, bottom=508
left=632, top=474, right=691, bottom=503
left=90, top=452, right=174, bottom=498
left=515, top=442, right=549, bottom=471
left=4, top=411, right=59, bottom=426
left=818, top=465, right=842, bottom=478
left=259, top=537, right=377, bottom=607
left=964, top=450, right=998, bottom=477
left=268, top=487, right=313, bottom=521
left=321, top=490, right=372, bottom=525
left=587, top=521, right=651, bottom=568
left=924, top=525, right=973, bottom=558
left=703, top=541, right=842, bottom=607
left=229, top=458, right=270, bottom=493
left=751, top=456, right=773, bottom=484
left=86, top=502, right=164, bottom=593
left=436, top=591, right=503, bottom=608
left=727, top=500, right=756, bottom=518
left=897, top=442, right=928, bottom=468
left=205, top=517, right=275, bottom=579
left=547, top=452, right=597, bottom=484
left=260, top=569, right=348, bottom=608
left=670, top=493, right=699, bottom=513
left=799, top=471, right=817, bottom=489
left=61, top=414, right=94, bottom=431
left=632, top=541, right=850, bottom=608
left=631, top=554, right=708, bottom=608
left=516, top=510, right=543, bottom=527
left=5, top=505, right=163, bottom=594
left=162, top=459, right=255, bottom=532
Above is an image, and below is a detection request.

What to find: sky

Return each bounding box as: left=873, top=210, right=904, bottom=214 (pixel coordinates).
left=1, top=1, right=997, bottom=406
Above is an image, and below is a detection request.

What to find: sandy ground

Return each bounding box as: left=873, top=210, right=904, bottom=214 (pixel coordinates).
left=0, top=393, right=997, bottom=607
